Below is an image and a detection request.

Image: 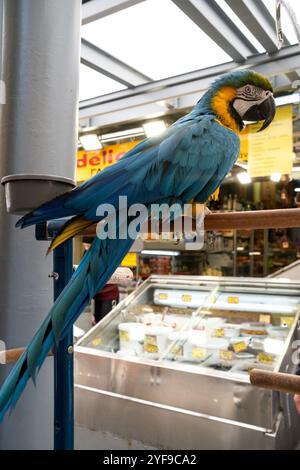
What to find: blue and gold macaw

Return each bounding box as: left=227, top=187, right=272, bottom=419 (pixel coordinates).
left=0, top=69, right=275, bottom=419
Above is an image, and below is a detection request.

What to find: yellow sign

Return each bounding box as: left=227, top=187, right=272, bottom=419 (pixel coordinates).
left=258, top=352, right=274, bottom=364
left=238, top=127, right=248, bottom=163
left=228, top=296, right=239, bottom=304
left=214, top=328, right=225, bottom=337
left=192, top=347, right=206, bottom=359
left=181, top=294, right=192, bottom=303
left=77, top=141, right=140, bottom=182
left=232, top=341, right=247, bottom=353
left=248, top=105, right=293, bottom=177
left=121, top=252, right=137, bottom=267
left=219, top=350, right=233, bottom=361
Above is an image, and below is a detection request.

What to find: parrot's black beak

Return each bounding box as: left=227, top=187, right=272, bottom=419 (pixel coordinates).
left=243, top=95, right=276, bottom=132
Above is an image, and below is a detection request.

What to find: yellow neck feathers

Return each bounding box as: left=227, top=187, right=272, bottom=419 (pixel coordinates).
left=211, top=86, right=240, bottom=134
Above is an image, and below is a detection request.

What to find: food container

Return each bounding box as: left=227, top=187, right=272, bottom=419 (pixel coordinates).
left=167, top=331, right=190, bottom=359
left=139, top=313, right=163, bottom=326
left=267, top=325, right=289, bottom=339
left=184, top=332, right=229, bottom=362
left=118, top=322, right=145, bottom=355
left=223, top=324, right=241, bottom=338
left=230, top=336, right=251, bottom=353
left=240, top=322, right=268, bottom=337
left=249, top=337, right=265, bottom=351
left=205, top=317, right=226, bottom=338
left=144, top=326, right=173, bottom=357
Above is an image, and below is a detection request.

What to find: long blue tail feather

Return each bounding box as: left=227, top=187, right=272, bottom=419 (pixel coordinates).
left=0, top=222, right=136, bottom=421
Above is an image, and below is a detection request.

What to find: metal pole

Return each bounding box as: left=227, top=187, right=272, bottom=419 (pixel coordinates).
left=53, top=240, right=74, bottom=450
left=0, top=0, right=80, bottom=449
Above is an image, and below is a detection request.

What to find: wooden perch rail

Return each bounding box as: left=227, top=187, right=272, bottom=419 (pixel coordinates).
left=0, top=348, right=52, bottom=365
left=250, top=369, right=300, bottom=395
left=81, top=208, right=300, bottom=237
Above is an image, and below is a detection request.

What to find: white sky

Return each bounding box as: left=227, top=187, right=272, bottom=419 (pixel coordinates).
left=79, top=0, right=300, bottom=101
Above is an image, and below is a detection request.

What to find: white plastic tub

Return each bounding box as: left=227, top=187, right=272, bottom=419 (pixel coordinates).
left=118, top=322, right=145, bottom=355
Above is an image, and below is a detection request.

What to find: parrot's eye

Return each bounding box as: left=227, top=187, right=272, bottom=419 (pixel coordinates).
left=245, top=85, right=252, bottom=94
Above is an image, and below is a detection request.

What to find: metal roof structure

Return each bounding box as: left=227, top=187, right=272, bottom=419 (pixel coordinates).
left=79, top=0, right=300, bottom=130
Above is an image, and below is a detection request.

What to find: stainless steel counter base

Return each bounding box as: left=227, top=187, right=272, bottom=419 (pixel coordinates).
left=75, top=276, right=300, bottom=450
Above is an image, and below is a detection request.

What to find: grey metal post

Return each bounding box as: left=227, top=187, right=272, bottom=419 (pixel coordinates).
left=0, top=0, right=81, bottom=449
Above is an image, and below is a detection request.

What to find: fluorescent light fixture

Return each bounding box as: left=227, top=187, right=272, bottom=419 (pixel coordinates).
left=236, top=247, right=245, bottom=251
left=237, top=172, right=252, bottom=184
left=143, top=120, right=166, bottom=138
left=294, top=187, right=300, bottom=192
left=270, top=172, right=282, bottom=182
left=79, top=134, right=102, bottom=151
left=141, top=250, right=180, bottom=256
left=275, top=93, right=300, bottom=107
left=101, top=127, right=145, bottom=143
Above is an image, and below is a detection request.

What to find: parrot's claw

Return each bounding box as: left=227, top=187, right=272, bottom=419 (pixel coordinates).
left=184, top=205, right=211, bottom=250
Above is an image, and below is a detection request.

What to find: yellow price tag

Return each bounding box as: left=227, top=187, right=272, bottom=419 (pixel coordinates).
left=280, top=316, right=294, bottom=328
left=119, top=331, right=130, bottom=342
left=92, top=337, right=102, bottom=347
left=192, top=347, right=206, bottom=359
left=214, top=328, right=225, bottom=337
left=145, top=343, right=158, bottom=353
left=228, top=296, right=239, bottom=304
left=258, top=352, right=273, bottom=363
left=233, top=341, right=247, bottom=353
left=159, top=293, right=168, bottom=300
left=144, top=335, right=158, bottom=353
left=181, top=294, right=192, bottom=303
left=171, top=345, right=183, bottom=357
left=219, top=350, right=233, bottom=361
left=259, top=314, right=271, bottom=324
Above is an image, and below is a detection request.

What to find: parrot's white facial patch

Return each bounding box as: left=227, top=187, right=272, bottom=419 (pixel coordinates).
left=233, top=84, right=273, bottom=120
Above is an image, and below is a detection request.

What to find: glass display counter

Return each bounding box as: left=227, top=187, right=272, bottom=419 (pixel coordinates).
left=75, top=276, right=300, bottom=449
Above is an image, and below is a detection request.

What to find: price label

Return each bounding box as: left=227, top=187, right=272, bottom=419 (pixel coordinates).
left=171, top=345, right=183, bottom=357
left=280, top=316, right=294, bottom=328
left=92, top=337, right=102, bottom=347
left=228, top=296, right=239, bottom=304
left=192, top=347, right=206, bottom=359
left=119, top=331, right=130, bottom=342
left=259, top=314, right=271, bottom=324
left=258, top=352, right=273, bottom=363
left=219, top=350, right=233, bottom=361
left=233, top=341, right=247, bottom=353
left=159, top=293, right=168, bottom=300
left=214, top=328, right=225, bottom=337
left=182, top=294, right=192, bottom=302
left=144, top=335, right=159, bottom=354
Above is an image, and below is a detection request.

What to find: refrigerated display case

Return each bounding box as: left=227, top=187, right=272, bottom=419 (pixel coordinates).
left=75, top=275, right=300, bottom=450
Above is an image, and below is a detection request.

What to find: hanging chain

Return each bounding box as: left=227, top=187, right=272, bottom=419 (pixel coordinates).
left=276, top=0, right=300, bottom=50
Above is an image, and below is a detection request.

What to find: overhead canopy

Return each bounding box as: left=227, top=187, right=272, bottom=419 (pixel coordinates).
left=79, top=0, right=300, bottom=127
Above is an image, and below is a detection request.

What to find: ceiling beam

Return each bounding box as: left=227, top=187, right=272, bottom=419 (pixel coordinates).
left=79, top=44, right=300, bottom=127
left=81, top=39, right=151, bottom=87
left=224, top=0, right=287, bottom=53
left=82, top=0, right=146, bottom=25
left=172, top=0, right=258, bottom=62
